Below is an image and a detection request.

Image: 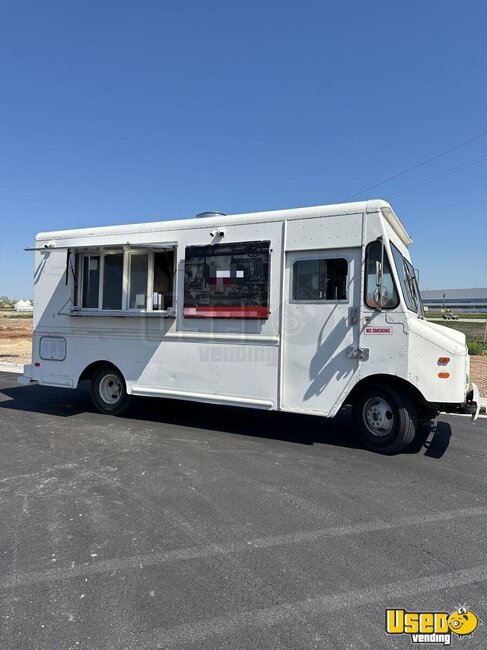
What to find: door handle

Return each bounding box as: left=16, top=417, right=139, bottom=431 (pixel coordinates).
left=349, top=306, right=359, bottom=325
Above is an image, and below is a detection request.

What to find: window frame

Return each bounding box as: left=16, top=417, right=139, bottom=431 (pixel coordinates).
left=290, top=255, right=350, bottom=304
left=76, top=247, right=176, bottom=315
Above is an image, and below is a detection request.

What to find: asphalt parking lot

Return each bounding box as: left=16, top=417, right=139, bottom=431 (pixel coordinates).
left=0, top=371, right=486, bottom=649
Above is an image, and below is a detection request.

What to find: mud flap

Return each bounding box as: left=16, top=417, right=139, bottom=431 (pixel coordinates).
left=17, top=364, right=35, bottom=386
left=464, top=383, right=480, bottom=421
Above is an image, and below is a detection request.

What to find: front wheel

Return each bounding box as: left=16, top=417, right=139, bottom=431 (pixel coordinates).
left=352, top=384, right=417, bottom=453
left=91, top=365, right=131, bottom=415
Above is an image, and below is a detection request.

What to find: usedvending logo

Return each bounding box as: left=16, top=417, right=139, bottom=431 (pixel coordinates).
left=386, top=605, right=480, bottom=645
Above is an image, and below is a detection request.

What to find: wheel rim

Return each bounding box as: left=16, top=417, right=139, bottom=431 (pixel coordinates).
left=362, top=397, right=394, bottom=437
left=98, top=374, right=123, bottom=405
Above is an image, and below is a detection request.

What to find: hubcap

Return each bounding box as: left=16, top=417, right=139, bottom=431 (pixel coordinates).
left=98, top=374, right=122, bottom=405
left=362, top=397, right=394, bottom=437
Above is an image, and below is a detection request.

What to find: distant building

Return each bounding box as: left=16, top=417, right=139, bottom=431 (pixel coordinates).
left=14, top=299, right=33, bottom=312
left=421, top=288, right=487, bottom=313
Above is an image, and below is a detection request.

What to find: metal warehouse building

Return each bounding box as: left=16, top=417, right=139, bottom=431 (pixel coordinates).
left=421, top=287, right=487, bottom=313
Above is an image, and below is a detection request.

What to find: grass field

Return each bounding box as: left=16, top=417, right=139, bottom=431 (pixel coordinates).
left=436, top=319, right=486, bottom=340
left=432, top=320, right=487, bottom=355
left=426, top=312, right=486, bottom=319
left=0, top=310, right=33, bottom=319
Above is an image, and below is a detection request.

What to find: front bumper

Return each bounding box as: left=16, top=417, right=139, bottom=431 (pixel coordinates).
left=437, top=382, right=481, bottom=420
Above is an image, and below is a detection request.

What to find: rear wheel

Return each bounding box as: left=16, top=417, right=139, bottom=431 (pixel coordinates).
left=91, top=365, right=130, bottom=415
left=353, top=384, right=417, bottom=453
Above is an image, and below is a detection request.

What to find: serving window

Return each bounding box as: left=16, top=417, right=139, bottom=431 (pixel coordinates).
left=77, top=248, right=175, bottom=313
left=183, top=241, right=270, bottom=318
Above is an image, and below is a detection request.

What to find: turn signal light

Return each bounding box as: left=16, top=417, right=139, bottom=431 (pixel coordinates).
left=438, top=372, right=450, bottom=379
left=438, top=357, right=450, bottom=365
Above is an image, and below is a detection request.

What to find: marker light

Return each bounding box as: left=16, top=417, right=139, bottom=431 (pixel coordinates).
left=438, top=372, right=450, bottom=379
left=438, top=357, right=450, bottom=365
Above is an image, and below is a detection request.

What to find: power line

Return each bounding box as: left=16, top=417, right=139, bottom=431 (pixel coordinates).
left=387, top=152, right=487, bottom=199
left=343, top=129, right=487, bottom=201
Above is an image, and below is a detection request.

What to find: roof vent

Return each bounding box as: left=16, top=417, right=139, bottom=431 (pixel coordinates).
left=196, top=211, right=226, bottom=219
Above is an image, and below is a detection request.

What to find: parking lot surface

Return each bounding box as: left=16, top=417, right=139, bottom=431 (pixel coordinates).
left=0, top=371, right=486, bottom=649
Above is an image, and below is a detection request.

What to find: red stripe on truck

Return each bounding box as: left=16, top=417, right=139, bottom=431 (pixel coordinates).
left=183, top=306, right=269, bottom=319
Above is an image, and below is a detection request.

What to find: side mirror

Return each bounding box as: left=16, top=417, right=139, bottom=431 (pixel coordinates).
left=373, top=259, right=390, bottom=310
left=375, top=260, right=383, bottom=288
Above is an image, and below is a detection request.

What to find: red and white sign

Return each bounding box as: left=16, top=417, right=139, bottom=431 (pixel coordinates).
left=364, top=326, right=393, bottom=335
left=183, top=306, right=269, bottom=319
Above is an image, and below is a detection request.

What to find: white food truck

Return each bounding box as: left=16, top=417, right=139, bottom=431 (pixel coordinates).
left=20, top=200, right=479, bottom=453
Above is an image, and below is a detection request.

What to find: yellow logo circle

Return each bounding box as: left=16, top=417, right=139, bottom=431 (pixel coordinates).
left=447, top=608, right=479, bottom=636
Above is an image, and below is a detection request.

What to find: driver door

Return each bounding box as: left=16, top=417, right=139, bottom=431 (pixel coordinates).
left=282, top=248, right=360, bottom=415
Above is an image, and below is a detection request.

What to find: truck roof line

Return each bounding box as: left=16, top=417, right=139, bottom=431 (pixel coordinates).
left=35, top=199, right=412, bottom=246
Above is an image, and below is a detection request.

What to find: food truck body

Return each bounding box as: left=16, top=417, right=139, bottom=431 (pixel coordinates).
left=20, top=200, right=479, bottom=453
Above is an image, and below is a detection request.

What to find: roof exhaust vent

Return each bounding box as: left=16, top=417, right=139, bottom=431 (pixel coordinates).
left=196, top=211, right=226, bottom=219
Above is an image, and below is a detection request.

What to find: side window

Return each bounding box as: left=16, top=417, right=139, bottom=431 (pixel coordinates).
left=102, top=253, right=123, bottom=310
left=364, top=241, right=399, bottom=309
left=82, top=255, right=100, bottom=308
left=80, top=249, right=175, bottom=311
left=292, top=258, right=348, bottom=301
left=183, top=241, right=270, bottom=318
left=128, top=253, right=149, bottom=310
left=153, top=251, right=175, bottom=310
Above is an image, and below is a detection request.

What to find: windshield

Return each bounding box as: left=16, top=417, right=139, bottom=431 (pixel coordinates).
left=390, top=243, right=424, bottom=317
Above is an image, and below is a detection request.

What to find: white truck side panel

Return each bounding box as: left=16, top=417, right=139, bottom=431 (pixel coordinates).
left=32, top=220, right=284, bottom=408
left=286, top=213, right=363, bottom=250
left=26, top=200, right=471, bottom=418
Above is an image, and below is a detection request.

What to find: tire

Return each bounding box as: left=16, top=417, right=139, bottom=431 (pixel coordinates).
left=91, top=365, right=131, bottom=415
left=352, top=384, right=417, bottom=453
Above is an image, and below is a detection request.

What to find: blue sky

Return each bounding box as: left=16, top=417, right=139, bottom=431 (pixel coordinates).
left=1, top=0, right=486, bottom=298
